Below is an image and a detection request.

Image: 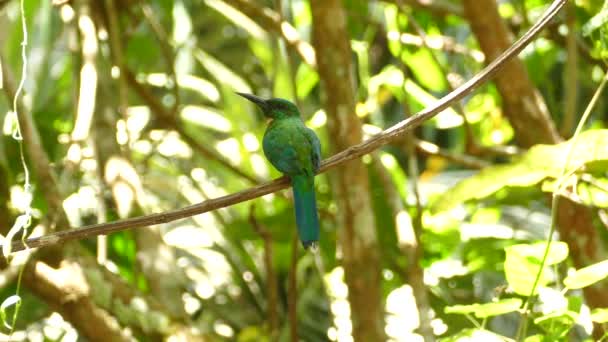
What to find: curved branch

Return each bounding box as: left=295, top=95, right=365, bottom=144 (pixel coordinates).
left=4, top=0, right=566, bottom=254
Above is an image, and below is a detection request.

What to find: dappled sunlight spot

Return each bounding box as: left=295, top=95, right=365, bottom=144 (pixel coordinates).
left=325, top=267, right=353, bottom=342
left=149, top=129, right=167, bottom=141
left=242, top=271, right=253, bottom=282
left=2, top=111, right=17, bottom=135
left=110, top=65, right=119, bottom=79
left=242, top=132, right=259, bottom=152
left=62, top=186, right=97, bottom=227
left=194, top=282, right=215, bottom=300
left=126, top=106, right=151, bottom=138
left=355, top=102, right=368, bottom=118
left=396, top=211, right=416, bottom=247
left=362, top=154, right=372, bottom=164
left=537, top=287, right=568, bottom=314
left=190, top=168, right=229, bottom=199
left=250, top=154, right=269, bottom=179
left=66, top=144, right=82, bottom=163
left=491, top=129, right=505, bottom=144
left=112, top=182, right=135, bottom=218
left=362, top=123, right=382, bottom=138
left=182, top=293, right=201, bottom=315
left=104, top=157, right=143, bottom=217
left=177, top=74, right=220, bottom=102
left=185, top=250, right=232, bottom=296
left=214, top=322, right=234, bottom=338
left=308, top=109, right=326, bottom=128
left=385, top=286, right=420, bottom=341
left=205, top=0, right=266, bottom=40
left=380, top=153, right=397, bottom=169
left=430, top=318, right=448, bottom=336
left=59, top=4, right=75, bottom=22
left=423, top=208, right=466, bottom=227
left=104, top=260, right=120, bottom=275
left=41, top=312, right=77, bottom=341
left=216, top=138, right=241, bottom=164
left=425, top=259, right=468, bottom=286
left=146, top=73, right=170, bottom=87
left=105, top=157, right=142, bottom=192
left=172, top=1, right=192, bottom=44
left=72, top=64, right=97, bottom=141
left=331, top=299, right=351, bottom=318
left=133, top=140, right=152, bottom=155
left=178, top=175, right=206, bottom=204
left=190, top=168, right=206, bottom=182
left=460, top=223, right=515, bottom=241
left=116, top=119, right=129, bottom=145
left=193, top=50, right=252, bottom=94
left=181, top=105, right=231, bottom=133
left=163, top=226, right=213, bottom=248
left=157, top=133, right=192, bottom=158
left=327, top=327, right=338, bottom=341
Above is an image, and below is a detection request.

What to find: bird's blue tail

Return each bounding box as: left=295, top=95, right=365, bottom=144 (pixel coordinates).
left=292, top=174, right=319, bottom=248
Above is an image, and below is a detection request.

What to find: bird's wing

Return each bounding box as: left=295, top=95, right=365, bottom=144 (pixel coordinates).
left=263, top=131, right=302, bottom=175
left=303, top=127, right=321, bottom=172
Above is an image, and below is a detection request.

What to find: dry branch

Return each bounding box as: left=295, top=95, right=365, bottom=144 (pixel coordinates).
left=3, top=0, right=567, bottom=255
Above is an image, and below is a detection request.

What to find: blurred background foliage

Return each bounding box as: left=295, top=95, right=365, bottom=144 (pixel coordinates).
left=0, top=0, right=607, bottom=341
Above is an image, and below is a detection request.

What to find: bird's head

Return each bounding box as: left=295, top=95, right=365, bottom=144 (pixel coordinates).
left=236, top=92, right=300, bottom=120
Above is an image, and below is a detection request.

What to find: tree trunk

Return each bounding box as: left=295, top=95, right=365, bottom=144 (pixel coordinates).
left=310, top=1, right=386, bottom=341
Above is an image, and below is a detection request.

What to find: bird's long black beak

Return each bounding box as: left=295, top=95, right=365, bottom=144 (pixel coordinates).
left=236, top=92, right=269, bottom=113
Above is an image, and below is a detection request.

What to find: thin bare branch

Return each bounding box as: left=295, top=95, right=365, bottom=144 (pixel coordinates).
left=3, top=0, right=567, bottom=254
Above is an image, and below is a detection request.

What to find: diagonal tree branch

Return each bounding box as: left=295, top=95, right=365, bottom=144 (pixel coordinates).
left=3, top=0, right=567, bottom=254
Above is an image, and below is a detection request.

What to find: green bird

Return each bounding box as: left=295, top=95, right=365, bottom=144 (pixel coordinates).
left=237, top=93, right=321, bottom=249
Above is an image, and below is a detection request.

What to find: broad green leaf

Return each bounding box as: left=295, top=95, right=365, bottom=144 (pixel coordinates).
left=440, top=328, right=507, bottom=342
left=444, top=298, right=522, bottom=318
left=504, top=242, right=569, bottom=295
left=524, top=335, right=544, bottom=342
left=295, top=63, right=319, bottom=100
left=432, top=130, right=608, bottom=213
left=582, top=1, right=608, bottom=36
left=534, top=310, right=578, bottom=338
left=564, top=259, right=608, bottom=289
left=590, top=308, right=608, bottom=323
left=402, top=48, right=447, bottom=92
left=0, top=295, right=21, bottom=329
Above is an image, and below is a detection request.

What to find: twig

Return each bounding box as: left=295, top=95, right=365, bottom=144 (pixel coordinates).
left=2, top=0, right=567, bottom=254
left=288, top=233, right=298, bottom=342
left=560, top=1, right=578, bottom=138
left=140, top=3, right=180, bottom=116
left=248, top=205, right=279, bottom=339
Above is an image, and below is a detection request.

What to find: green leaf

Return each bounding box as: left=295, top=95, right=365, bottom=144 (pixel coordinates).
left=295, top=63, right=319, bottom=100
left=439, top=328, right=507, bottom=342
left=504, top=242, right=569, bottom=295
left=0, top=295, right=21, bottom=330
left=444, top=298, right=522, bottom=318
left=534, top=310, right=578, bottom=338
left=432, top=129, right=608, bottom=213
left=564, top=259, right=608, bottom=289
left=590, top=308, right=608, bottom=323
left=402, top=49, right=447, bottom=92
left=582, top=1, right=608, bottom=36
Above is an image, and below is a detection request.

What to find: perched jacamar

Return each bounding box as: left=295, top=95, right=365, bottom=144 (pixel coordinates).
left=237, top=93, right=321, bottom=249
